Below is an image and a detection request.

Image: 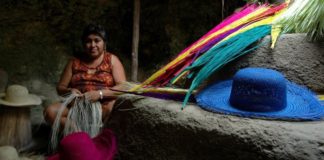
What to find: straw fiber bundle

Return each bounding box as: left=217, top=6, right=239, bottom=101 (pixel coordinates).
left=121, top=2, right=289, bottom=109
left=274, top=0, right=324, bottom=41
left=0, top=106, right=32, bottom=151
left=50, top=94, right=103, bottom=152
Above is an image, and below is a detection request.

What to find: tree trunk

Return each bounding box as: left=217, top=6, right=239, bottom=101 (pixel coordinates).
left=131, top=0, right=140, bottom=82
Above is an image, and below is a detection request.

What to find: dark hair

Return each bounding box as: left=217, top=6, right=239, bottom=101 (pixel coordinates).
left=81, top=24, right=107, bottom=43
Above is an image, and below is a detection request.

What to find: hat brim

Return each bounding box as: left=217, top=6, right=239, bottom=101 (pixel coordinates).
left=0, top=94, right=41, bottom=107
left=47, top=129, right=116, bottom=160
left=0, top=146, right=32, bottom=160
left=196, top=80, right=324, bottom=121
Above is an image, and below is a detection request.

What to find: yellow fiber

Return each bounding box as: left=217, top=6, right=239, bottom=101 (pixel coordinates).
left=319, top=95, right=324, bottom=101
left=271, top=25, right=282, bottom=49
left=130, top=6, right=269, bottom=91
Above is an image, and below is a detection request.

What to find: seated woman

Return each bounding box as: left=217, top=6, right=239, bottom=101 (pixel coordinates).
left=44, top=24, right=126, bottom=127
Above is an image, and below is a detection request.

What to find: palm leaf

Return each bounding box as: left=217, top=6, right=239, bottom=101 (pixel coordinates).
left=274, top=0, right=324, bottom=41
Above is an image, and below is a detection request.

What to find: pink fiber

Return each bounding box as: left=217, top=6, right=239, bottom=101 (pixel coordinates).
left=177, top=4, right=261, bottom=56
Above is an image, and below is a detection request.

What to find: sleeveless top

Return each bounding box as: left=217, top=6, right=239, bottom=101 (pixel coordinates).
left=70, top=53, right=115, bottom=93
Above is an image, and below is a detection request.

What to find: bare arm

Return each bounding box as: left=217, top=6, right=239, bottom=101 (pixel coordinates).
left=102, top=54, right=127, bottom=97
left=56, top=59, right=81, bottom=96
left=111, top=54, right=126, bottom=85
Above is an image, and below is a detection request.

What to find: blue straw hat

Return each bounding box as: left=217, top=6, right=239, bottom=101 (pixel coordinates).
left=196, top=67, right=324, bottom=121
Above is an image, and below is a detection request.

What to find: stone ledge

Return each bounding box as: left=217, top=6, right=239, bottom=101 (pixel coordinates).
left=107, top=95, right=324, bottom=160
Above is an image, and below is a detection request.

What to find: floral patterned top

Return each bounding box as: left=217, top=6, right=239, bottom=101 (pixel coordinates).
left=70, top=53, right=115, bottom=93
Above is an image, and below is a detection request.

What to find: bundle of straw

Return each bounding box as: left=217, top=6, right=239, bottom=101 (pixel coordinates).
left=127, top=2, right=288, bottom=108
left=130, top=3, right=287, bottom=91
left=178, top=25, right=272, bottom=107
left=112, top=82, right=196, bottom=102
left=274, top=0, right=324, bottom=41
left=0, top=107, right=32, bottom=151
left=50, top=94, right=103, bottom=152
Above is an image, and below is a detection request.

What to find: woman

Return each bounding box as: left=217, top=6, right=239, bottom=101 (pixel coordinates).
left=44, top=24, right=126, bottom=126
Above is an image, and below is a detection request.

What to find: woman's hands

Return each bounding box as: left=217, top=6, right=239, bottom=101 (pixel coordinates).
left=70, top=88, right=82, bottom=96
left=83, top=89, right=118, bottom=102
left=84, top=90, right=101, bottom=102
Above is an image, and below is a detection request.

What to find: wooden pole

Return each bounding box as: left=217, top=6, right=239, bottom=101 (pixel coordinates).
left=131, top=0, right=140, bottom=82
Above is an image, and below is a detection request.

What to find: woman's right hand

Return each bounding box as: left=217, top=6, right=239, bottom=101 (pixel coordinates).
left=70, top=88, right=82, bottom=96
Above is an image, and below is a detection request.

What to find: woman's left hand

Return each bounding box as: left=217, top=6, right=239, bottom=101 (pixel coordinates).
left=84, top=90, right=101, bottom=102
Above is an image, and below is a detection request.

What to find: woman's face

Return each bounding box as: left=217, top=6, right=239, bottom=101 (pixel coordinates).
left=84, top=34, right=105, bottom=59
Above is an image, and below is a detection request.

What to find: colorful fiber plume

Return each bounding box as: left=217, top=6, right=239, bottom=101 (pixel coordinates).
left=127, top=1, right=322, bottom=108
left=131, top=3, right=287, bottom=90
left=127, top=2, right=288, bottom=106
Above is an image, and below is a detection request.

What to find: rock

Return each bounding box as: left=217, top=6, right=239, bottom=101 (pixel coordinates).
left=108, top=95, right=324, bottom=160
left=21, top=79, right=60, bottom=125
left=209, top=34, right=324, bottom=93
left=107, top=34, right=324, bottom=160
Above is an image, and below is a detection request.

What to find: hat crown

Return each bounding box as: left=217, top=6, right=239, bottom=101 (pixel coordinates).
left=5, top=85, right=31, bottom=104
left=229, top=68, right=287, bottom=112
left=196, top=67, right=324, bottom=120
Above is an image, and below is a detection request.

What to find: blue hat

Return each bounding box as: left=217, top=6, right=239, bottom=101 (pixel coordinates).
left=196, top=67, right=324, bottom=121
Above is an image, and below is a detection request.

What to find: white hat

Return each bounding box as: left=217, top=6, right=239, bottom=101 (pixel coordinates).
left=0, top=85, right=41, bottom=107
left=0, top=146, right=31, bottom=160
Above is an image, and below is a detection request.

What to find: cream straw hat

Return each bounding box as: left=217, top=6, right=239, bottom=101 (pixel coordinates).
left=0, top=146, right=31, bottom=160
left=0, top=85, right=41, bottom=107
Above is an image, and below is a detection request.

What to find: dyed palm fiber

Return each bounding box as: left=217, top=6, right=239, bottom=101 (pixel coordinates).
left=177, top=4, right=260, bottom=56
left=319, top=95, right=324, bottom=106
left=112, top=82, right=196, bottom=101
left=130, top=5, right=264, bottom=90
left=179, top=25, right=272, bottom=107
left=270, top=24, right=283, bottom=48
left=171, top=5, right=286, bottom=85
left=125, top=2, right=289, bottom=108
left=274, top=0, right=324, bottom=41
left=174, top=12, right=284, bottom=106
left=130, top=2, right=287, bottom=92
left=120, top=82, right=190, bottom=94
left=319, top=95, right=324, bottom=101
left=112, top=88, right=196, bottom=102
left=50, top=94, right=103, bottom=152
left=170, top=15, right=278, bottom=84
